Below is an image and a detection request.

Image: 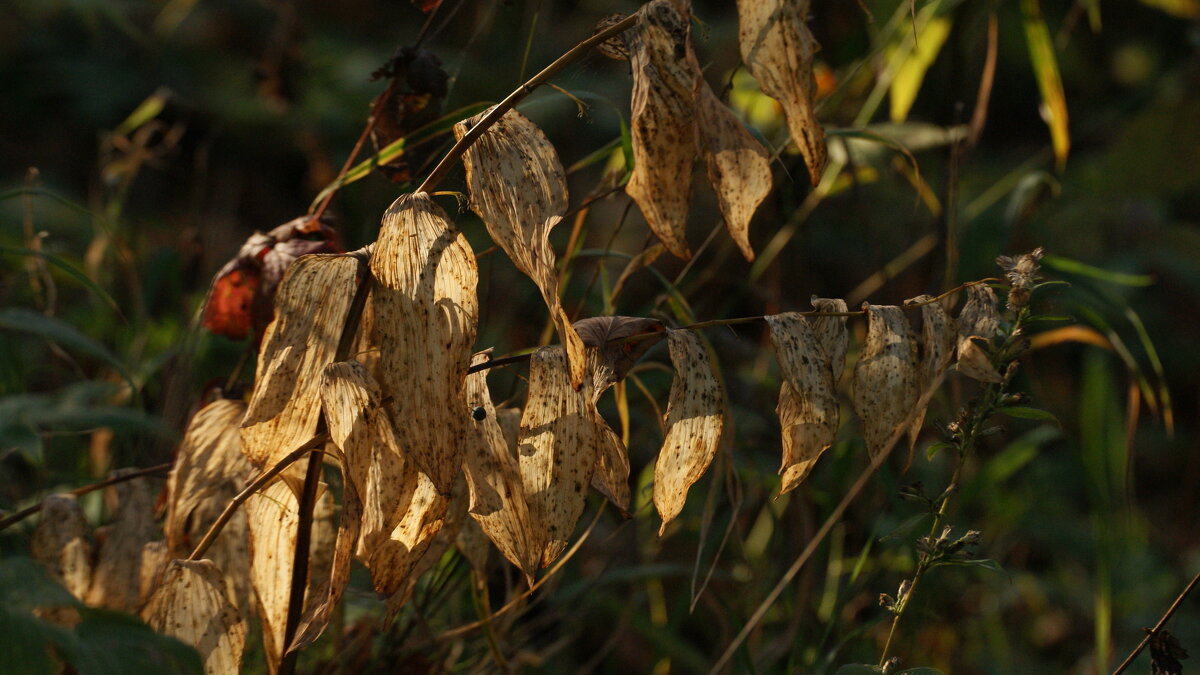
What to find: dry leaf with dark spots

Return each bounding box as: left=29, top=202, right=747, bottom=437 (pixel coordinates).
left=370, top=48, right=448, bottom=183
left=627, top=0, right=699, bottom=259
left=810, top=296, right=849, bottom=383
left=138, top=541, right=171, bottom=609
left=736, top=0, right=827, bottom=184
left=766, top=313, right=839, bottom=493
left=654, top=329, right=725, bottom=535
left=462, top=352, right=539, bottom=581
left=956, top=284, right=1003, bottom=383
left=695, top=75, right=773, bottom=262
left=904, top=295, right=957, bottom=454
left=594, top=13, right=632, bottom=60
left=572, top=316, right=666, bottom=397
left=86, top=469, right=158, bottom=612
left=370, top=192, right=478, bottom=493
left=31, top=494, right=92, bottom=601
left=519, top=346, right=606, bottom=567
left=142, top=559, right=247, bottom=675
left=241, top=254, right=361, bottom=480
left=591, top=423, right=632, bottom=516
left=455, top=109, right=585, bottom=388
left=852, top=305, right=920, bottom=461
left=165, top=399, right=251, bottom=549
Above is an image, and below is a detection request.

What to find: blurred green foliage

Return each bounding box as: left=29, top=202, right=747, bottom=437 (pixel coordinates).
left=1, top=0, right=1199, bottom=673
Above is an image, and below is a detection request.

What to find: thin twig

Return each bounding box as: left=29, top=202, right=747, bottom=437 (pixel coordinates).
left=278, top=436, right=326, bottom=675
left=0, top=463, right=171, bottom=532
left=1111, top=569, right=1200, bottom=675
left=415, top=13, right=639, bottom=194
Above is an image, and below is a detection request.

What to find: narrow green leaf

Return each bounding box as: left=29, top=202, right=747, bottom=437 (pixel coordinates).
left=0, top=309, right=132, bottom=387
left=1021, top=0, right=1070, bottom=170
left=0, top=248, right=122, bottom=316
left=1042, top=255, right=1154, bottom=286
left=995, top=406, right=1060, bottom=424
left=931, top=558, right=1004, bottom=574
left=926, top=441, right=955, bottom=460
left=889, top=16, right=952, bottom=122
left=113, top=88, right=170, bottom=137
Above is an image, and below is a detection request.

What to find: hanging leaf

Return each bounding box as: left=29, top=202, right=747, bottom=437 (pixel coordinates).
left=766, top=313, right=839, bottom=493
left=591, top=424, right=632, bottom=516
left=86, top=469, right=159, bottom=612
left=241, top=253, right=362, bottom=480
left=904, top=295, right=957, bottom=456
left=810, top=296, right=850, bottom=383
left=370, top=192, right=478, bottom=493
left=369, top=47, right=448, bottom=183
left=694, top=77, right=773, bottom=262
left=1020, top=0, right=1070, bottom=170
left=736, top=0, right=827, bottom=184
left=593, top=13, right=633, bottom=60
left=956, top=285, right=1003, bottom=383
left=626, top=0, right=699, bottom=259
left=455, top=108, right=586, bottom=388
left=31, top=494, right=93, bottom=601
left=138, top=541, right=172, bottom=609
left=572, top=315, right=666, bottom=397
left=142, top=559, right=247, bottom=675
left=518, top=346, right=606, bottom=567
left=852, top=305, right=920, bottom=461
left=654, top=329, right=725, bottom=535
left=462, top=352, right=539, bottom=581
left=318, top=361, right=445, bottom=599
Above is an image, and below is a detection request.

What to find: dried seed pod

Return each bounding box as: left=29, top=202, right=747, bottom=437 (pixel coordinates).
left=654, top=329, right=725, bottom=535
left=143, top=559, right=247, bottom=675
left=370, top=192, right=478, bottom=493
left=627, top=0, right=699, bottom=259
left=736, top=0, right=827, bottom=184
left=852, top=305, right=920, bottom=461
left=766, top=313, right=839, bottom=493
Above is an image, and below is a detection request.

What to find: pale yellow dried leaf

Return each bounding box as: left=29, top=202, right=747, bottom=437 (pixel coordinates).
left=766, top=313, right=839, bottom=494
left=463, top=352, right=539, bottom=579
left=852, top=305, right=920, bottom=461
left=496, top=407, right=522, bottom=457
left=31, top=494, right=92, bottom=600
left=241, top=254, right=361, bottom=475
left=138, top=541, right=171, bottom=608
left=654, top=329, right=725, bottom=535
left=455, top=110, right=585, bottom=387
left=142, top=559, right=247, bottom=675
left=591, top=423, right=631, bottom=516
left=86, top=469, right=158, bottom=612
left=810, top=296, right=850, bottom=383
left=370, top=192, right=478, bottom=493
left=519, top=346, right=606, bottom=567
left=904, top=295, right=958, bottom=451
left=456, top=517, right=491, bottom=577
left=695, top=81, right=773, bottom=262
left=627, top=0, right=699, bottom=259
left=956, top=285, right=1003, bottom=382
left=385, top=474, right=468, bottom=617
left=736, top=0, right=828, bottom=184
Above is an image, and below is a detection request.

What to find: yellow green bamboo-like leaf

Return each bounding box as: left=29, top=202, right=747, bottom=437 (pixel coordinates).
left=889, top=16, right=952, bottom=122
left=1137, top=0, right=1200, bottom=19
left=1021, top=0, right=1070, bottom=170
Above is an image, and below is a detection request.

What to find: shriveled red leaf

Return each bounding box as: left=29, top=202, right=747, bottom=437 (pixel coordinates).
left=852, top=305, right=920, bottom=461
left=143, top=559, right=247, bottom=675
left=766, top=313, right=839, bottom=494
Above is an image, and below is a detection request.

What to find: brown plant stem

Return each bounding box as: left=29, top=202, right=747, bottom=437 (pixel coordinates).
left=1111, top=570, right=1200, bottom=675
left=415, top=13, right=639, bottom=194
left=0, top=462, right=171, bottom=532
left=278, top=437, right=326, bottom=675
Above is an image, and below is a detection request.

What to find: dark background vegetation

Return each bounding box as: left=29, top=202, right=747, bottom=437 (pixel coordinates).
left=1, top=0, right=1199, bottom=673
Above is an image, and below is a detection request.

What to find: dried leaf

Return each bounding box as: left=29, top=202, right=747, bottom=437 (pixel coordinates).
left=455, top=109, right=585, bottom=387
left=591, top=424, right=632, bottom=516
left=318, top=361, right=445, bottom=598
left=86, top=469, right=159, bottom=612
left=241, top=254, right=361, bottom=478
left=463, top=352, right=539, bottom=580
left=572, top=316, right=666, bottom=397
left=138, top=541, right=171, bottom=608
left=31, top=494, right=92, bottom=600
left=766, top=313, right=839, bottom=493
left=904, top=295, right=958, bottom=454
left=370, top=48, right=448, bottom=183
left=456, top=517, right=491, bottom=578
left=370, top=192, right=478, bottom=493
left=519, top=346, right=607, bottom=567
left=627, top=0, right=699, bottom=259
left=736, top=0, right=828, bottom=184
left=852, top=305, right=920, bottom=461
left=594, top=13, right=632, bottom=60
left=956, top=285, right=1004, bottom=383
left=142, top=559, right=247, bottom=675
left=810, top=296, right=850, bottom=384
left=654, top=329, right=725, bottom=535
left=695, top=80, right=773, bottom=262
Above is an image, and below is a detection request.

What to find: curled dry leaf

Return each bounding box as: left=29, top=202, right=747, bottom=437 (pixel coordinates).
left=142, top=559, right=247, bottom=675
left=810, top=296, right=850, bottom=383
left=318, top=361, right=444, bottom=599
left=31, top=494, right=92, bottom=601
left=956, top=284, right=1003, bottom=383
left=138, top=541, right=171, bottom=608
left=86, top=468, right=158, bottom=612
left=463, top=352, right=539, bottom=581
left=572, top=315, right=666, bottom=398
left=627, top=0, right=699, bottom=259
left=852, top=305, right=920, bottom=461
left=592, top=425, right=632, bottom=517
left=519, top=346, right=607, bottom=567
left=904, top=295, right=958, bottom=455
left=766, top=313, right=839, bottom=494
left=370, top=192, right=478, bottom=493
left=241, top=254, right=361, bottom=480
left=369, top=47, right=448, bottom=183
left=594, top=13, right=633, bottom=60
left=202, top=216, right=341, bottom=341
left=654, top=329, right=725, bottom=535
left=455, top=109, right=585, bottom=388
left=694, top=70, right=773, bottom=262
left=736, top=0, right=828, bottom=184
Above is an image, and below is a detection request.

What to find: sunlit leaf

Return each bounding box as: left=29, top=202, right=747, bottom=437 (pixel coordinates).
left=852, top=305, right=920, bottom=461
left=142, top=559, right=247, bottom=675
left=766, top=313, right=839, bottom=493
left=1021, top=0, right=1070, bottom=170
